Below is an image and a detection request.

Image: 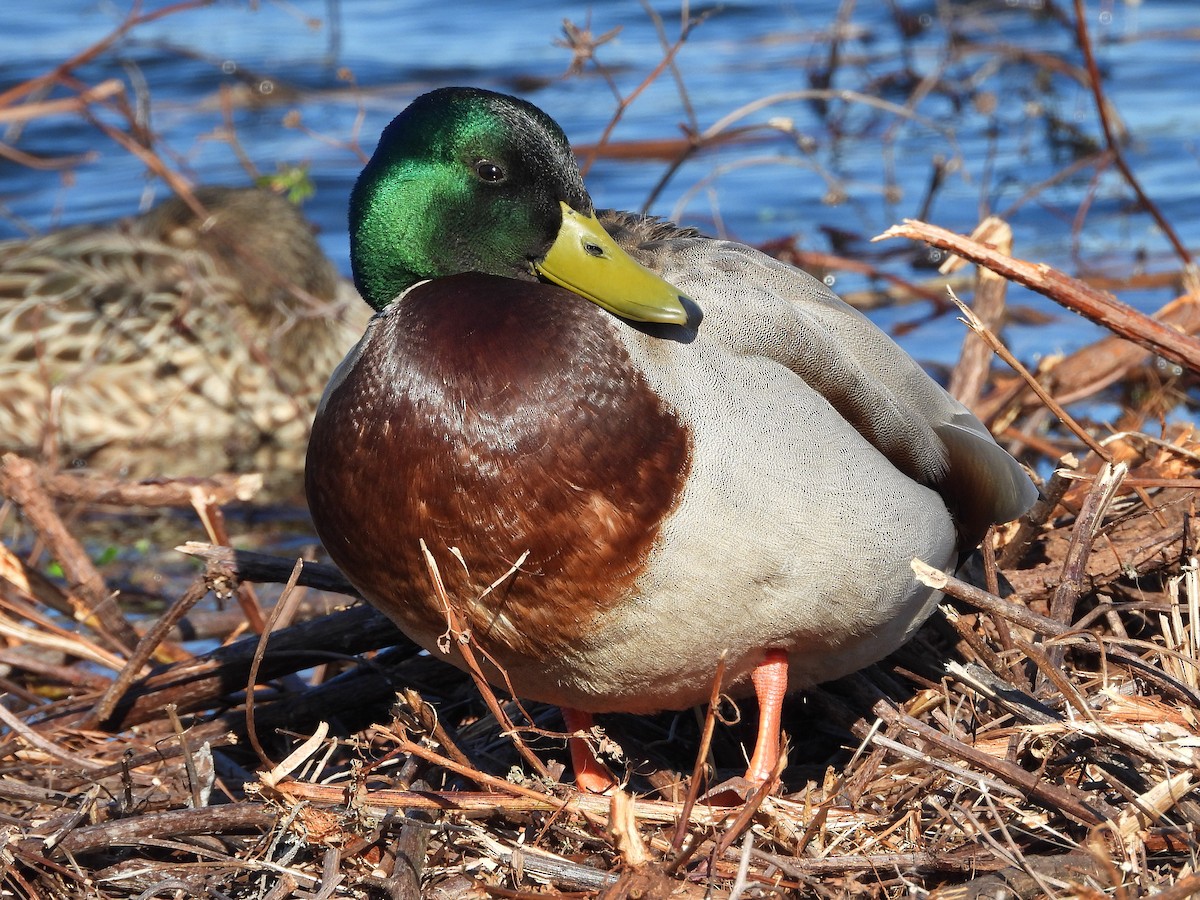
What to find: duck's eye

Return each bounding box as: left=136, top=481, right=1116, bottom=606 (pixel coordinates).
left=474, top=160, right=506, bottom=183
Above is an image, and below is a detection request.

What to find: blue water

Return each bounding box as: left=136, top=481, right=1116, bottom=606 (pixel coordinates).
left=2, top=0, right=1198, bottom=369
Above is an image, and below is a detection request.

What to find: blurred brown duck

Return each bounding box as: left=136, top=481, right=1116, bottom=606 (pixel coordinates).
left=306, top=88, right=1038, bottom=792
left=0, top=187, right=369, bottom=473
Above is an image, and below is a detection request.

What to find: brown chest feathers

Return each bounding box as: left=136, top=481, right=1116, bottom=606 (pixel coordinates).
left=306, top=272, right=691, bottom=661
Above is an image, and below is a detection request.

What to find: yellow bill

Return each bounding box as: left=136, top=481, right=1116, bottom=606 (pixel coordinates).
left=536, top=202, right=690, bottom=325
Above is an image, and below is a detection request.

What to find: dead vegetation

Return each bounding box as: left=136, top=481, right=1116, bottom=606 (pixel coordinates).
left=2, top=2, right=1200, bottom=898
left=6, top=240, right=1200, bottom=893
left=11, top=211, right=1200, bottom=898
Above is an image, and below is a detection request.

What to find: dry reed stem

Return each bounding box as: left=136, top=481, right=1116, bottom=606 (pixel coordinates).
left=876, top=219, right=1200, bottom=373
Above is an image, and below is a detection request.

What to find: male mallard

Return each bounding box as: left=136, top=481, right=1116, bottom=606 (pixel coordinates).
left=0, top=187, right=369, bottom=475
left=306, top=87, right=1037, bottom=792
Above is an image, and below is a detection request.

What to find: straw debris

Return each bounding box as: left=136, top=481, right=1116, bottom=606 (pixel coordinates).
left=2, top=243, right=1200, bottom=896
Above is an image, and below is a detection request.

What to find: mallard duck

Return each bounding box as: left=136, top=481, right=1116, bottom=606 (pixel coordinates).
left=0, top=187, right=369, bottom=475
left=306, top=87, right=1037, bottom=792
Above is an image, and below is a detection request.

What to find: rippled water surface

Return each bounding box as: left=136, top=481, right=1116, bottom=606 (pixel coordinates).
left=3, top=1, right=1198, bottom=361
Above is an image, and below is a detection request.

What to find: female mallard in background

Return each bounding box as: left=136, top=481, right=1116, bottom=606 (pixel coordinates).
left=306, top=87, right=1037, bottom=793
left=0, top=187, right=369, bottom=475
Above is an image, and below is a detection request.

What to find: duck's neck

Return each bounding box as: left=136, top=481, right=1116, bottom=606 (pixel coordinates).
left=349, top=179, right=427, bottom=311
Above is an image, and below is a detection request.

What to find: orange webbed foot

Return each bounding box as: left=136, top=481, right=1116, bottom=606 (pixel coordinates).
left=561, top=707, right=618, bottom=794
left=697, top=650, right=790, bottom=806
left=744, top=648, right=788, bottom=785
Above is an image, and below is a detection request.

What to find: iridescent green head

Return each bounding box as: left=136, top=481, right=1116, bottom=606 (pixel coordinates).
left=350, top=87, right=688, bottom=324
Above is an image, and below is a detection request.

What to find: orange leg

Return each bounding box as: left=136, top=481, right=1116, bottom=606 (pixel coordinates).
left=561, top=707, right=617, bottom=794
left=745, top=649, right=789, bottom=784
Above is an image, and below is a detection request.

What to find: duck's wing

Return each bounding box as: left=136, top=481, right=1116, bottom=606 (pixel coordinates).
left=604, top=211, right=1037, bottom=545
